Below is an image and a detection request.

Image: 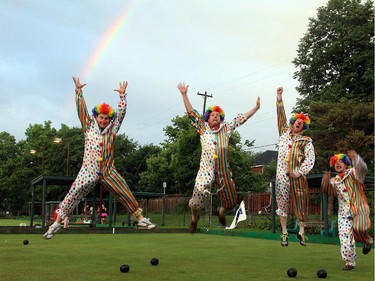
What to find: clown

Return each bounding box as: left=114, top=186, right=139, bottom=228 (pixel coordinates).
left=322, top=151, right=373, bottom=270
left=275, top=87, right=315, bottom=247
left=44, top=77, right=155, bottom=239
left=177, top=82, right=260, bottom=233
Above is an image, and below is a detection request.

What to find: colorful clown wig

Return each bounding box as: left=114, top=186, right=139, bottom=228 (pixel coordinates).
left=329, top=154, right=352, bottom=168
left=289, top=112, right=311, bottom=131
left=204, top=105, right=225, bottom=122
left=92, top=103, right=115, bottom=119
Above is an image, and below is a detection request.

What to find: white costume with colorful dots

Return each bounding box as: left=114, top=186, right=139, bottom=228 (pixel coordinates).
left=56, top=89, right=142, bottom=220
left=188, top=109, right=248, bottom=210
left=275, top=99, right=315, bottom=222
left=328, top=155, right=372, bottom=267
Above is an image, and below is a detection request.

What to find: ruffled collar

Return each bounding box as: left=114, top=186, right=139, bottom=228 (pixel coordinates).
left=93, top=117, right=113, bottom=135
left=334, top=169, right=351, bottom=183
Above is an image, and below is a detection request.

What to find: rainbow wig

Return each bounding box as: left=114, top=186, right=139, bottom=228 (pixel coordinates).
left=204, top=105, right=225, bottom=122
left=329, top=154, right=352, bottom=168
left=289, top=112, right=311, bottom=131
left=92, top=103, right=115, bottom=119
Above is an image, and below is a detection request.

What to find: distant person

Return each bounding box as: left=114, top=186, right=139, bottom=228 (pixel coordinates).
left=98, top=204, right=108, bottom=224
left=275, top=87, right=315, bottom=247
left=177, top=82, right=260, bottom=233
left=44, top=77, right=156, bottom=239
left=322, top=151, right=373, bottom=271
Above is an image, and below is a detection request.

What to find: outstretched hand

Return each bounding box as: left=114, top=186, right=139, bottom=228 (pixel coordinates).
left=73, top=77, right=86, bottom=90
left=114, top=81, right=128, bottom=96
left=177, top=82, right=189, bottom=95
left=276, top=87, right=283, bottom=101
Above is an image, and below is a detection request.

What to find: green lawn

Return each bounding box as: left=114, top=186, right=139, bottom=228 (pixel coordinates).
left=0, top=232, right=373, bottom=281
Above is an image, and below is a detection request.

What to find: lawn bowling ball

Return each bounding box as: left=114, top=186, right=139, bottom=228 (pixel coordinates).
left=317, top=269, right=327, bottom=278
left=287, top=268, right=297, bottom=278
left=120, top=264, right=130, bottom=273
left=150, top=257, right=159, bottom=266
left=23, top=239, right=29, bottom=245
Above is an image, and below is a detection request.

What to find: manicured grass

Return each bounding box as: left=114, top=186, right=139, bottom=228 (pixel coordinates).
left=1, top=233, right=373, bottom=281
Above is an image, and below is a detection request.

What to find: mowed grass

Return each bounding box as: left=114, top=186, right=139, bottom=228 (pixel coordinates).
left=0, top=233, right=373, bottom=281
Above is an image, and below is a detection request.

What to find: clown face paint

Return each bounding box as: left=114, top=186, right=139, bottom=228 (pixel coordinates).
left=96, top=114, right=111, bottom=128
left=291, top=118, right=304, bottom=134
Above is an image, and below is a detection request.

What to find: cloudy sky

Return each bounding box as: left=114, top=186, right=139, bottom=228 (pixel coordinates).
left=1, top=0, right=327, bottom=152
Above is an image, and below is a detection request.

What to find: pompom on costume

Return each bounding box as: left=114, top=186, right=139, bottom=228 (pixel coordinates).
left=322, top=153, right=373, bottom=267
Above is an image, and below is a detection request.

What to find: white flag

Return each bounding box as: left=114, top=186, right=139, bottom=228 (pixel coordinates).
left=225, top=200, right=247, bottom=229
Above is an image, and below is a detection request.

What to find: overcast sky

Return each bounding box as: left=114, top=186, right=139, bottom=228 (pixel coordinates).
left=0, top=0, right=328, bottom=152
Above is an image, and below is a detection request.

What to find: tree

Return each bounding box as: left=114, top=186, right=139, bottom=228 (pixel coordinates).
left=114, top=134, right=161, bottom=191
left=309, top=99, right=374, bottom=174
left=292, top=0, right=374, bottom=174
left=139, top=115, right=264, bottom=195
left=293, top=0, right=374, bottom=110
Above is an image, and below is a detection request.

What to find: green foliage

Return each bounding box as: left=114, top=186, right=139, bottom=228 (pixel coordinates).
left=309, top=98, right=374, bottom=174
left=114, top=135, right=161, bottom=191
left=293, top=0, right=374, bottom=111
left=139, top=115, right=264, bottom=195
left=292, top=0, right=374, bottom=175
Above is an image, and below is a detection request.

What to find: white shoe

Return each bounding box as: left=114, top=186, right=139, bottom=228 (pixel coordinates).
left=137, top=218, right=156, bottom=229
left=43, top=222, right=61, bottom=239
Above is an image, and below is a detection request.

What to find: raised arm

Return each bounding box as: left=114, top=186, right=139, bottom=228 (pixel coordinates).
left=73, top=76, right=86, bottom=94
left=177, top=82, right=193, bottom=114
left=276, top=87, right=288, bottom=136
left=114, top=81, right=128, bottom=96
left=243, top=96, right=260, bottom=119
left=112, top=81, right=128, bottom=134
left=73, top=76, right=90, bottom=131
left=347, top=150, right=368, bottom=183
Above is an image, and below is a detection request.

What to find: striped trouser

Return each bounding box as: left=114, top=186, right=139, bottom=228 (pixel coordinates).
left=276, top=175, right=309, bottom=223
left=289, top=176, right=309, bottom=223
left=352, top=203, right=373, bottom=247
left=189, top=168, right=237, bottom=211
left=56, top=168, right=141, bottom=220
left=216, top=169, right=237, bottom=210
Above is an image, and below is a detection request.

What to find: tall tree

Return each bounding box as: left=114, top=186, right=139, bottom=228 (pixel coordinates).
left=293, top=0, right=374, bottom=110
left=292, top=0, right=374, bottom=173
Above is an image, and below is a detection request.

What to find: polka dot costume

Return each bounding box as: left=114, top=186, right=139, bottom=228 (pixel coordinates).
left=188, top=109, right=248, bottom=210
left=56, top=90, right=142, bottom=220
left=275, top=99, right=315, bottom=223
left=325, top=154, right=373, bottom=267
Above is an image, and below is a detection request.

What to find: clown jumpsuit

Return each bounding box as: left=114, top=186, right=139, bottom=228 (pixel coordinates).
left=325, top=155, right=372, bottom=267
left=188, top=109, right=248, bottom=210
left=56, top=89, right=143, bottom=220
left=275, top=99, right=315, bottom=224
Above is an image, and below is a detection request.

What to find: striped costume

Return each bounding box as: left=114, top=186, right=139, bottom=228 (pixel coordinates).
left=56, top=90, right=142, bottom=220
left=324, top=155, right=372, bottom=267
left=188, top=109, right=248, bottom=210
left=275, top=100, right=315, bottom=223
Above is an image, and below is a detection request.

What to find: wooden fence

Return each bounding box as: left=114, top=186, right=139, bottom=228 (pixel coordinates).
left=145, top=188, right=323, bottom=215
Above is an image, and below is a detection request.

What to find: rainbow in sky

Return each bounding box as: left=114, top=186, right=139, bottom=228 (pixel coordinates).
left=80, top=0, right=141, bottom=81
